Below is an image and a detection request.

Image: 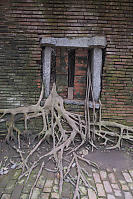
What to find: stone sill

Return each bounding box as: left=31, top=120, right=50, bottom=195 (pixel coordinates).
left=41, top=99, right=99, bottom=109
left=64, top=99, right=100, bottom=109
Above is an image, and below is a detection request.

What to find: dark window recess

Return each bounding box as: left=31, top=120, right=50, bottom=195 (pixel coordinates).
left=87, top=49, right=93, bottom=101
left=50, top=48, right=56, bottom=85
left=68, top=49, right=75, bottom=87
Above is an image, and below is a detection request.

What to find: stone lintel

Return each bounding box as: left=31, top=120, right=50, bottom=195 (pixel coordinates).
left=40, top=36, right=106, bottom=48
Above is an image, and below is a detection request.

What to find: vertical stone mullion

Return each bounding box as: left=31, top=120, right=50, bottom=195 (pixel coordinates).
left=91, top=48, right=102, bottom=102
left=42, top=47, right=52, bottom=98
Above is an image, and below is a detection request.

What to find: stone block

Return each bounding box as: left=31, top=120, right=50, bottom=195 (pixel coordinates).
left=36, top=175, right=46, bottom=189
left=121, top=184, right=129, bottom=191
left=114, top=189, right=122, bottom=197
left=20, top=193, right=28, bottom=199
left=122, top=172, right=132, bottom=183
left=40, top=192, right=50, bottom=199
left=51, top=192, right=60, bottom=199
left=31, top=188, right=41, bottom=199
left=103, top=181, right=113, bottom=193
left=100, top=171, right=107, bottom=180
left=1, top=194, right=11, bottom=199
left=107, top=194, right=115, bottom=199
left=52, top=185, right=59, bottom=193
left=124, top=192, right=133, bottom=199
left=44, top=179, right=54, bottom=188
left=11, top=184, right=23, bottom=199
left=88, top=189, right=97, bottom=199
left=108, top=173, right=116, bottom=183
left=96, top=183, right=106, bottom=197
left=129, top=182, right=133, bottom=190
left=79, top=186, right=87, bottom=195
left=43, top=187, right=52, bottom=193
left=111, top=183, right=120, bottom=190
left=93, top=173, right=101, bottom=183
left=5, top=180, right=16, bottom=193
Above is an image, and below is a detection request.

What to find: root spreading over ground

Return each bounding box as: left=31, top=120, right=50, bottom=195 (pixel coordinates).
left=0, top=83, right=133, bottom=198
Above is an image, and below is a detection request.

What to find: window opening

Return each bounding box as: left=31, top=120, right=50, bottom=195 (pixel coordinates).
left=68, top=49, right=75, bottom=87
left=68, top=49, right=75, bottom=99
left=41, top=36, right=106, bottom=106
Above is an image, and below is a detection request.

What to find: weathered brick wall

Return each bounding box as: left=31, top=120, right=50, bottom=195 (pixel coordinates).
left=56, top=48, right=88, bottom=99
left=74, top=48, right=88, bottom=100
left=0, top=0, right=133, bottom=125
left=56, top=48, right=68, bottom=98
left=0, top=0, right=42, bottom=108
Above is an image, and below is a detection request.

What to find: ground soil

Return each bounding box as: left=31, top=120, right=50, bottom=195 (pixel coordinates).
left=0, top=136, right=133, bottom=175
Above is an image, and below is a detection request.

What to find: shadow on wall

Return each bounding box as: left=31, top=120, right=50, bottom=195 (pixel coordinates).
left=0, top=34, right=41, bottom=108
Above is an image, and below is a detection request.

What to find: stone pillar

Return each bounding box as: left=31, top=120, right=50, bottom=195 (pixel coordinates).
left=91, top=48, right=103, bottom=102
left=42, top=47, right=52, bottom=98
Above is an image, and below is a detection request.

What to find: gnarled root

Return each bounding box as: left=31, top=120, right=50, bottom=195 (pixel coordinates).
left=94, top=121, right=133, bottom=149
left=0, top=83, right=133, bottom=198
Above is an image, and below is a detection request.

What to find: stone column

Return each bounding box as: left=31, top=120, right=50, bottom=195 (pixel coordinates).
left=91, top=48, right=103, bottom=102
left=42, top=47, right=52, bottom=98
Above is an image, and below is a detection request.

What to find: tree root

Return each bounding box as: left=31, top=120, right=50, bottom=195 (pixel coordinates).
left=64, top=152, right=97, bottom=199
left=94, top=121, right=133, bottom=149
left=29, top=161, right=44, bottom=199
left=0, top=83, right=133, bottom=198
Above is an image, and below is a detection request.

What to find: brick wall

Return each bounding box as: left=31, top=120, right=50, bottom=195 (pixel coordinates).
left=0, top=0, right=133, bottom=125
left=74, top=48, right=88, bottom=100
left=56, top=48, right=68, bottom=98
left=56, top=48, right=88, bottom=100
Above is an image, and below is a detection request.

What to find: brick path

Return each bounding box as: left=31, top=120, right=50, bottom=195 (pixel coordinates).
left=0, top=166, right=133, bottom=199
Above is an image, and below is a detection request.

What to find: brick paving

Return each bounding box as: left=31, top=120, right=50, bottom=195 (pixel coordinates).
left=0, top=166, right=133, bottom=199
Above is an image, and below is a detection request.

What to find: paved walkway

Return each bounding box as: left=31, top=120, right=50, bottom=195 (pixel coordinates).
left=0, top=165, right=133, bottom=199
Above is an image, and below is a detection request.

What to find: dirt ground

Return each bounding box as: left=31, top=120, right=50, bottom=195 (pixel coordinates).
left=0, top=136, right=133, bottom=176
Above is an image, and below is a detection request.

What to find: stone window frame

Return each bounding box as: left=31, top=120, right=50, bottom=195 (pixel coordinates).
left=40, top=36, right=106, bottom=108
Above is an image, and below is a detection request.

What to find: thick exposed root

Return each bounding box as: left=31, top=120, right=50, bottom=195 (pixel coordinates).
left=94, top=121, right=133, bottom=149
left=0, top=83, right=133, bottom=198
left=29, top=161, right=44, bottom=199
left=64, top=152, right=98, bottom=199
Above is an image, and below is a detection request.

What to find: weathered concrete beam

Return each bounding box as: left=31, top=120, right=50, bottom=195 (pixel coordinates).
left=40, top=36, right=106, bottom=48
left=42, top=47, right=52, bottom=97
left=91, top=48, right=103, bottom=102
left=64, top=99, right=100, bottom=109
left=40, top=99, right=100, bottom=109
